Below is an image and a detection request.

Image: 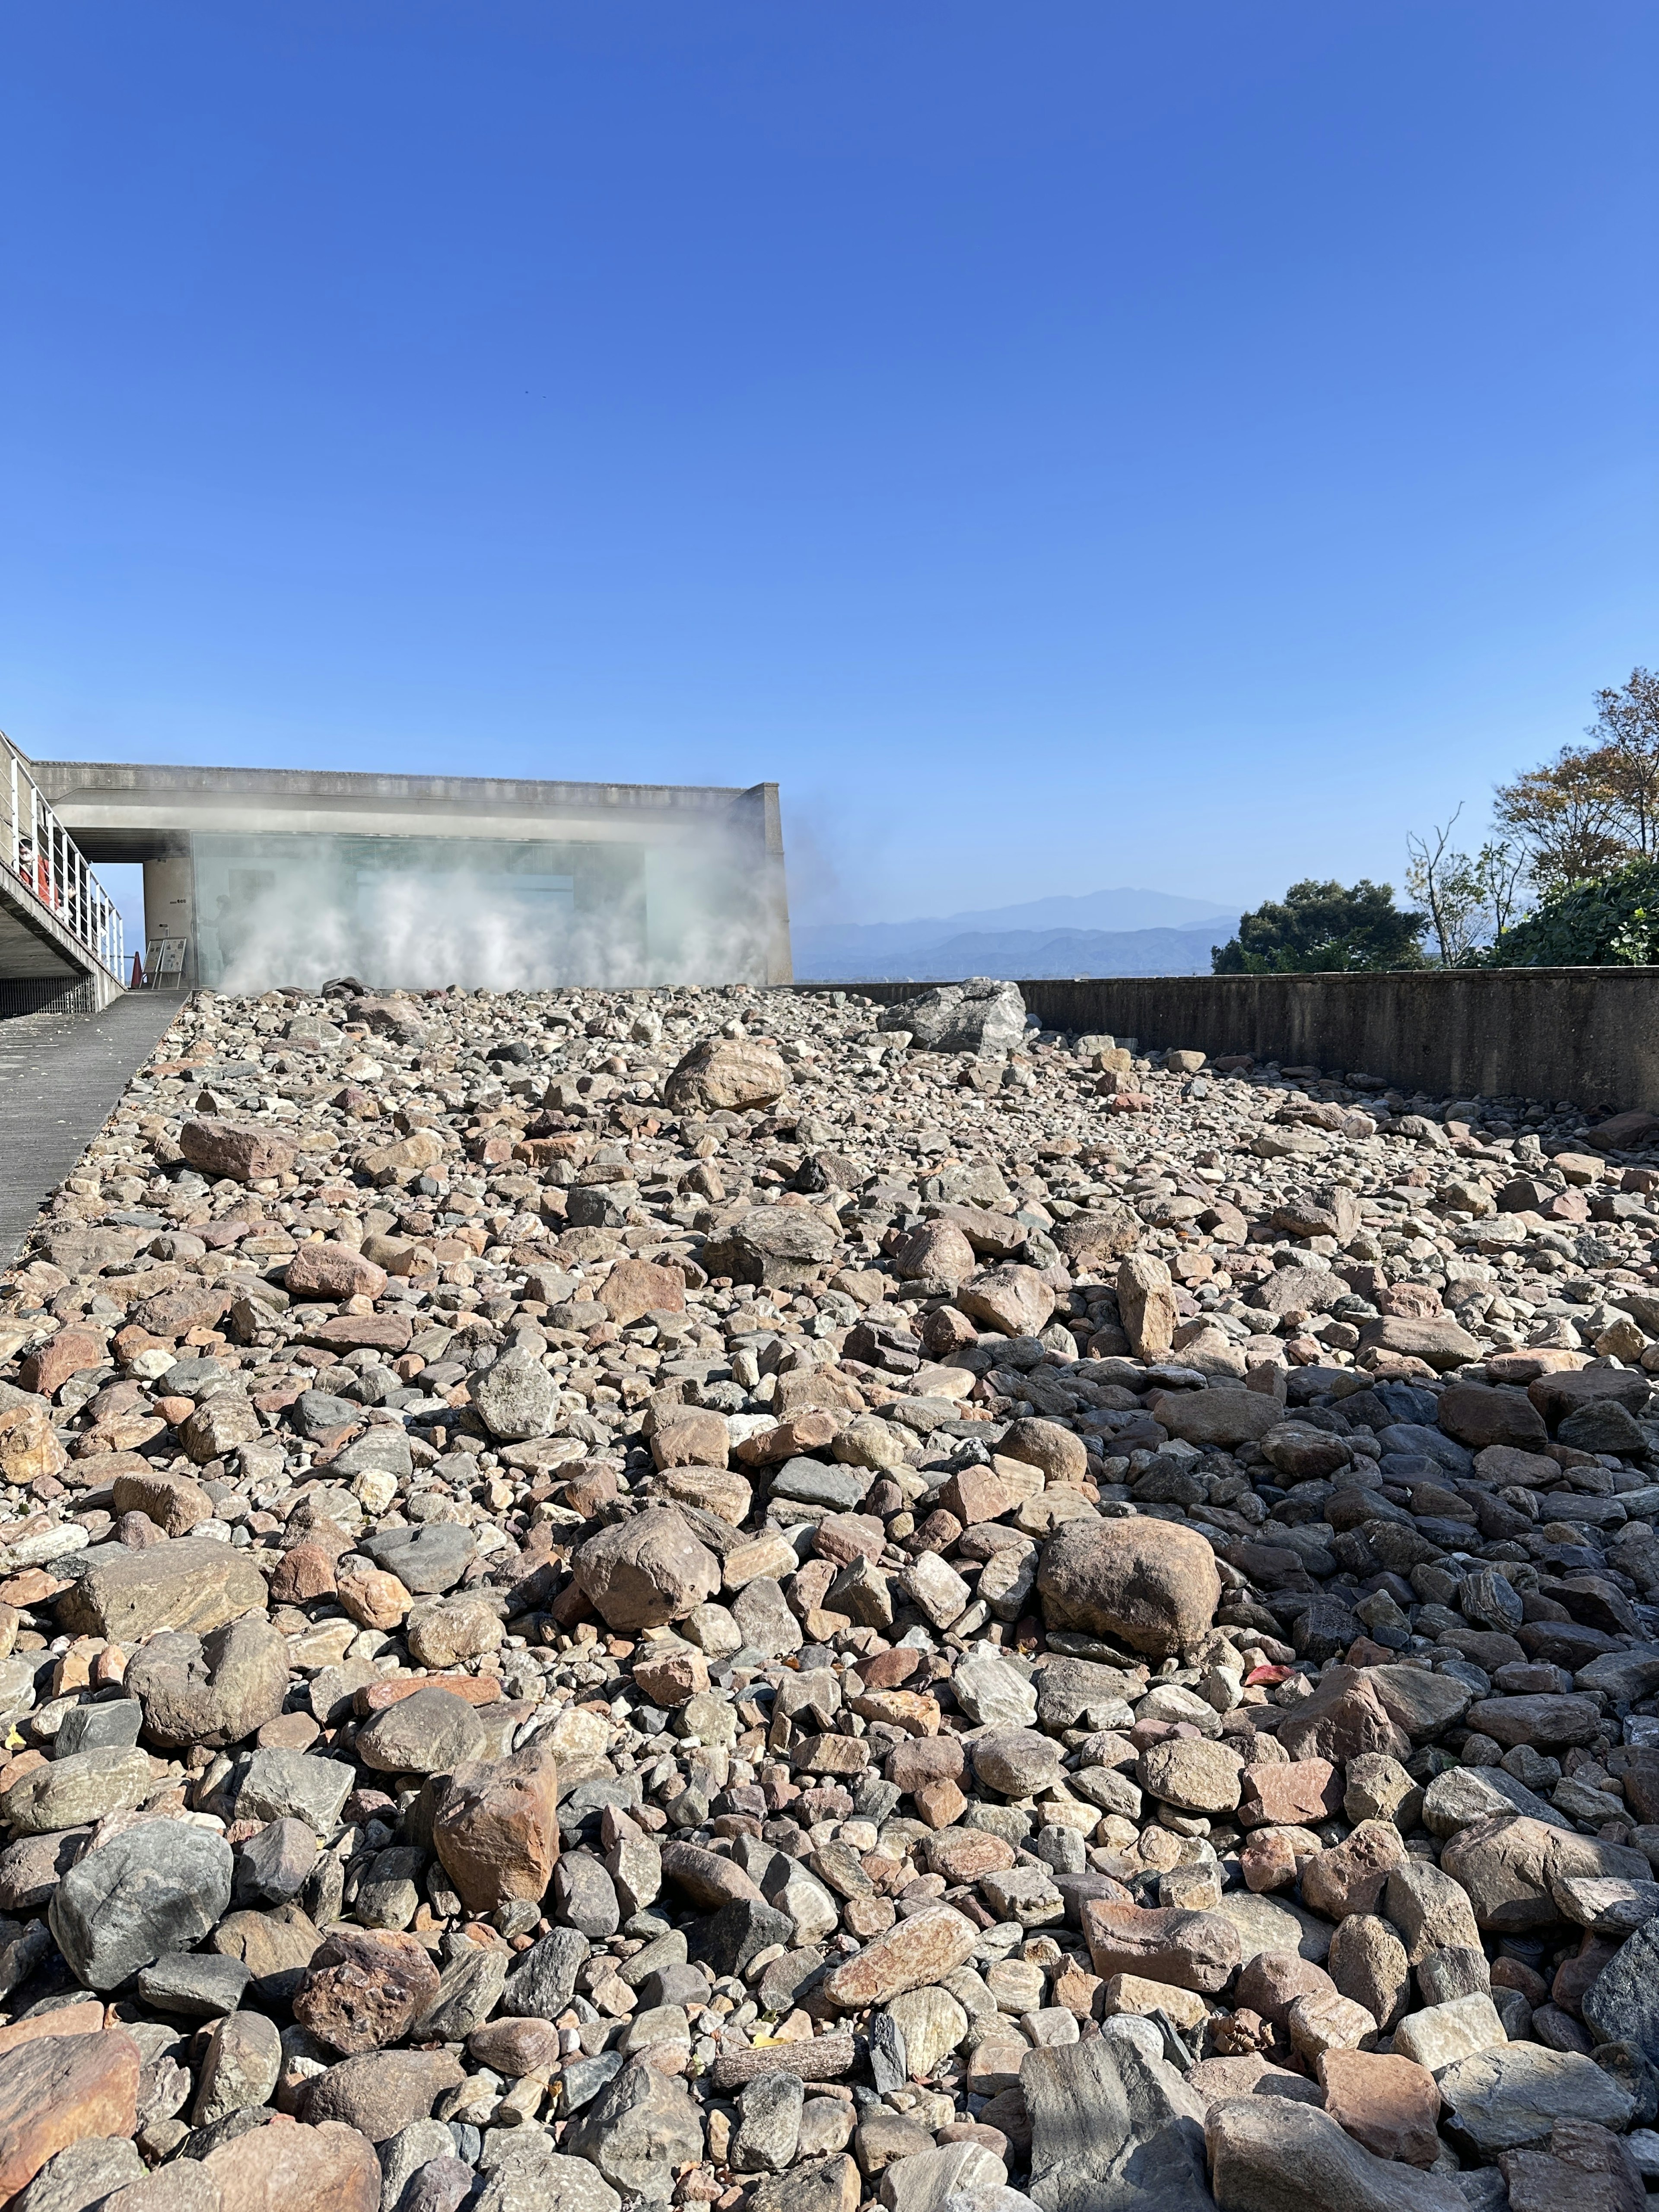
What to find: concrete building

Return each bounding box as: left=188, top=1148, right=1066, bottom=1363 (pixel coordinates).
left=30, top=759, right=792, bottom=992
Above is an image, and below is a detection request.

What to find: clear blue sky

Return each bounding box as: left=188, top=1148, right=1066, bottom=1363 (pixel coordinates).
left=3, top=3, right=1653, bottom=936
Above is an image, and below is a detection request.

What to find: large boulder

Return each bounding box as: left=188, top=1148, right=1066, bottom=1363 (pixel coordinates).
left=126, top=1614, right=289, bottom=1748
left=1036, top=1518, right=1221, bottom=1656
left=50, top=1822, right=233, bottom=1991
left=565, top=2056, right=704, bottom=2202
left=1024, top=2034, right=1211, bottom=2212
left=55, top=1539, right=268, bottom=1641
left=664, top=1039, right=790, bottom=1112
left=876, top=980, right=1027, bottom=1056
left=179, top=1118, right=297, bottom=1183
left=700, top=1207, right=839, bottom=1290
left=575, top=1509, right=720, bottom=1630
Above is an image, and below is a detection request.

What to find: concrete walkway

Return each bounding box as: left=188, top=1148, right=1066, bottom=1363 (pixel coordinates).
left=0, top=992, right=189, bottom=1268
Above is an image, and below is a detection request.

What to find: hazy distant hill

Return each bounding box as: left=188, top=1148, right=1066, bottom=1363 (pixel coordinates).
left=793, top=921, right=1233, bottom=982
left=792, top=888, right=1241, bottom=982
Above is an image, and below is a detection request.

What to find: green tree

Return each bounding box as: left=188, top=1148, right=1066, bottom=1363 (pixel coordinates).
left=1485, top=855, right=1659, bottom=967
left=1211, top=880, right=1427, bottom=974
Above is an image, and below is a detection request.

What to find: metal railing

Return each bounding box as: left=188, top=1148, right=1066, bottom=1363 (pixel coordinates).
left=1, top=732, right=124, bottom=982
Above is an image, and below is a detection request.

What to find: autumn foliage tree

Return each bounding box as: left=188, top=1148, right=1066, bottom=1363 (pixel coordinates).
left=1493, top=668, right=1659, bottom=889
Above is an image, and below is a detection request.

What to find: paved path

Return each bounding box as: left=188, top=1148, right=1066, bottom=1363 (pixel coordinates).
left=0, top=993, right=189, bottom=1267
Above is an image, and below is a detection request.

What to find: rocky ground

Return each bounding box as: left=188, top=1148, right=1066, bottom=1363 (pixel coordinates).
left=3, top=975, right=1659, bottom=2211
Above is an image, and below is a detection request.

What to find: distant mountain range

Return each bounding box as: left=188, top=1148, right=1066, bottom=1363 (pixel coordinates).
left=792, top=887, right=1244, bottom=983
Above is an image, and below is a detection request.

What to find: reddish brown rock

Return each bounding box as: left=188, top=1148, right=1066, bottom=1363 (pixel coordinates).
left=1318, top=2049, right=1442, bottom=2168
left=1436, top=1384, right=1549, bottom=1451
left=292, top=1928, right=442, bottom=2054
left=131, top=1281, right=236, bottom=1338
left=819, top=1906, right=979, bottom=2009
left=269, top=1542, right=339, bottom=1604
left=110, top=1466, right=213, bottom=1537
left=432, top=1742, right=560, bottom=1913
left=19, top=1328, right=108, bottom=1399
left=0, top=2028, right=141, bottom=2197
left=200, top=2117, right=381, bottom=2212
left=1080, top=1899, right=1241, bottom=1996
left=574, top=1507, right=720, bottom=1630
left=336, top=1566, right=411, bottom=1630
left=1238, top=1758, right=1343, bottom=1829
left=1235, top=1950, right=1338, bottom=2028
left=1300, top=1819, right=1408, bottom=1921
left=0, top=1402, right=68, bottom=1486
left=181, top=1117, right=297, bottom=1184
left=1276, top=1666, right=1412, bottom=1767
left=599, top=1259, right=686, bottom=1325
left=285, top=1243, right=388, bottom=1301
left=1036, top=1517, right=1221, bottom=1656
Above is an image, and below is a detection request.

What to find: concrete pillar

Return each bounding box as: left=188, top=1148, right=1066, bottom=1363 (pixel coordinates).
left=737, top=783, right=792, bottom=984
left=142, top=842, right=195, bottom=987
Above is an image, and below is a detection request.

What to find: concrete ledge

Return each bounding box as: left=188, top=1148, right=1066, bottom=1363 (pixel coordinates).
left=797, top=968, right=1659, bottom=1113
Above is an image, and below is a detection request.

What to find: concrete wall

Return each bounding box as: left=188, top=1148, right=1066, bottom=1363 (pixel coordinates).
left=799, top=968, right=1659, bottom=1113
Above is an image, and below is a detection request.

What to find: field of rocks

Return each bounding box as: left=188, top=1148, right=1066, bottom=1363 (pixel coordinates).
left=6, top=972, right=1659, bottom=2211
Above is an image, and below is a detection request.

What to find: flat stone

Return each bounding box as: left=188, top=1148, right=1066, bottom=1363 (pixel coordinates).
left=360, top=1524, right=477, bottom=1595
left=1205, top=2095, right=1467, bottom=2212
left=1024, top=2034, right=1212, bottom=2212
left=820, top=1907, right=980, bottom=2010
left=1436, top=2044, right=1636, bottom=2153
left=0, top=2031, right=141, bottom=2200
left=55, top=1539, right=267, bottom=1640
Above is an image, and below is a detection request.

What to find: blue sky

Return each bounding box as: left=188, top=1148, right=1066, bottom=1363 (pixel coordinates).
left=2, top=3, right=1653, bottom=940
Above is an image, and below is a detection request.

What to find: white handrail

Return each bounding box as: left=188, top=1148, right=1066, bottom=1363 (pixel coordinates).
left=0, top=730, right=124, bottom=983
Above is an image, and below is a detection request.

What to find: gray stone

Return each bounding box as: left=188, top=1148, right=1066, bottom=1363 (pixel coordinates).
left=234, top=1747, right=356, bottom=1834
left=233, top=1816, right=319, bottom=1907
left=733, top=2070, right=805, bottom=2173
left=731, top=1578, right=803, bottom=1658
left=552, top=1854, right=621, bottom=1940
left=1421, top=1767, right=1568, bottom=1839
left=972, top=1728, right=1064, bottom=1798
left=53, top=1700, right=143, bottom=1758
left=501, top=1927, right=591, bottom=2018
left=137, top=1951, right=251, bottom=2017
left=50, top=1820, right=234, bottom=1990
left=1205, top=2096, right=1467, bottom=2212
left=379, top=2120, right=458, bottom=2212
left=476, top=2145, right=621, bottom=2212
left=192, top=2007, right=282, bottom=2125
left=1584, top=1916, right=1659, bottom=2060
left=356, top=1689, right=486, bottom=1776
left=362, top=1525, right=478, bottom=1595
left=954, top=1653, right=1039, bottom=1729
left=565, top=2057, right=704, bottom=2202
left=0, top=1746, right=152, bottom=1834
left=413, top=1944, right=509, bottom=2040
left=472, top=1348, right=559, bottom=1442
left=1024, top=2034, right=1212, bottom=2212
left=1436, top=2043, right=1636, bottom=2153
left=127, top=1615, right=289, bottom=1748
left=13, top=2137, right=146, bottom=2212
left=769, top=1460, right=873, bottom=1512
left=878, top=980, right=1027, bottom=1057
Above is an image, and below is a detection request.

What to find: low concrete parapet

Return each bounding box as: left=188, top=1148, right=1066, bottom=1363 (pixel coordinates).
left=797, top=968, right=1659, bottom=1114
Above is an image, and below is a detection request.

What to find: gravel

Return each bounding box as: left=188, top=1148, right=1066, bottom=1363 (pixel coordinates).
left=2, top=975, right=1659, bottom=2206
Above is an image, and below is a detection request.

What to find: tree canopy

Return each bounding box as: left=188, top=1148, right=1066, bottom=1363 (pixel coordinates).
left=1211, top=880, right=1426, bottom=974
